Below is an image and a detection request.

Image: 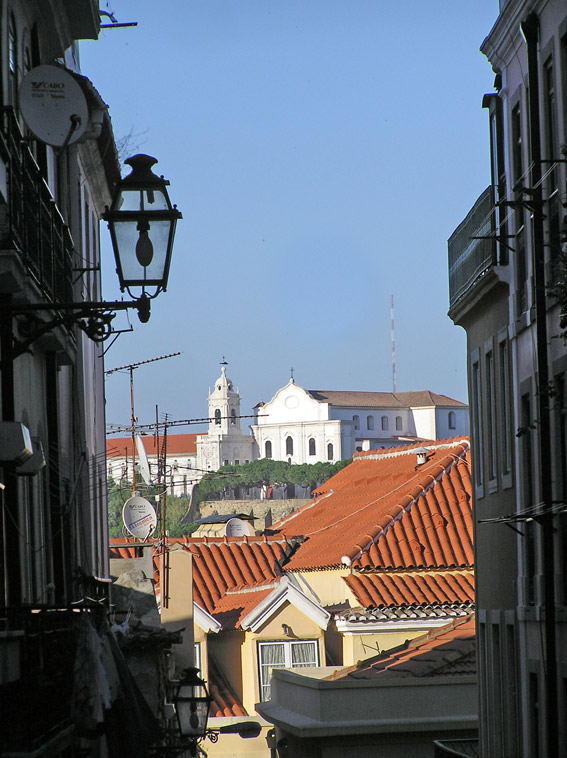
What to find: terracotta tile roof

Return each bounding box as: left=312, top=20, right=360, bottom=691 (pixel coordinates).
left=184, top=535, right=297, bottom=617
left=306, top=390, right=467, bottom=408
left=208, top=651, right=247, bottom=717
left=270, top=440, right=472, bottom=570
left=106, top=433, right=203, bottom=458
left=344, top=569, right=474, bottom=609
left=327, top=614, right=476, bottom=680
left=334, top=603, right=472, bottom=624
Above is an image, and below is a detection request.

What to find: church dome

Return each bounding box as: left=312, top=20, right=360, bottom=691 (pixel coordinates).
left=210, top=363, right=238, bottom=398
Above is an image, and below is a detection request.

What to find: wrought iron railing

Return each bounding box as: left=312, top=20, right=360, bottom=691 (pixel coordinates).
left=0, top=107, right=74, bottom=304
left=448, top=187, right=497, bottom=308
left=0, top=607, right=77, bottom=753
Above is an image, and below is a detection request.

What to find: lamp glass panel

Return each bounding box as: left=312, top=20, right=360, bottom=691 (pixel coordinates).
left=116, top=188, right=170, bottom=212
left=113, top=219, right=171, bottom=285
left=177, top=698, right=209, bottom=737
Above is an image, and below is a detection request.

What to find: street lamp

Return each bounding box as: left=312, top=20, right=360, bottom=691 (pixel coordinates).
left=103, top=153, right=181, bottom=320
left=174, top=667, right=212, bottom=750
left=0, top=153, right=181, bottom=364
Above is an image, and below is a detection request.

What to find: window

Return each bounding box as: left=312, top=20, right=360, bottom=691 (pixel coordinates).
left=8, top=14, right=18, bottom=107
left=544, top=57, right=558, bottom=192
left=353, top=415, right=360, bottom=430
left=485, top=346, right=497, bottom=483
left=258, top=640, right=319, bottom=701
left=366, top=415, right=374, bottom=430
left=230, top=409, right=236, bottom=425
left=214, top=409, right=221, bottom=425
left=308, top=438, right=316, bottom=456
left=265, top=441, right=272, bottom=459
left=448, top=411, right=456, bottom=430
left=285, top=436, right=293, bottom=456
left=327, top=443, right=333, bottom=461
left=499, top=337, right=512, bottom=478
left=395, top=416, right=402, bottom=431
left=471, top=352, right=484, bottom=495
left=381, top=416, right=388, bottom=431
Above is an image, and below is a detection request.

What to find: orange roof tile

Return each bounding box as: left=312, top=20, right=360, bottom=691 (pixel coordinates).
left=208, top=651, right=247, bottom=717
left=344, top=570, right=475, bottom=609
left=327, top=614, right=476, bottom=680
left=270, top=440, right=472, bottom=571
left=106, top=433, right=203, bottom=458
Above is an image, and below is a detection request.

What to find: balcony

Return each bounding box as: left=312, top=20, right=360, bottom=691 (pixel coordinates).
left=0, top=607, right=77, bottom=755
left=0, top=107, right=74, bottom=305
left=448, top=187, right=497, bottom=309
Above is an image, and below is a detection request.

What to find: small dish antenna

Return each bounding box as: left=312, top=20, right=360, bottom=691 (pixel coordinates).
left=122, top=495, right=157, bottom=539
left=19, top=65, right=88, bottom=147
left=135, top=435, right=152, bottom=484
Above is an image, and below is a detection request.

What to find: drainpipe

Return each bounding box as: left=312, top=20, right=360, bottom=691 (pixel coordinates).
left=521, top=12, right=558, bottom=756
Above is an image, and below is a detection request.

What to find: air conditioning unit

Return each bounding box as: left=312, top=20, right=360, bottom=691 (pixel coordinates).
left=0, top=422, right=33, bottom=465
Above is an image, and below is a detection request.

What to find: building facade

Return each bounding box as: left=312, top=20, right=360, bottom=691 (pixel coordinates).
left=448, top=1, right=567, bottom=754
left=0, top=3, right=157, bottom=756
left=251, top=380, right=469, bottom=464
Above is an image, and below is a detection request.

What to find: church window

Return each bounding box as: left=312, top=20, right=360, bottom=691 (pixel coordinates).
left=308, top=438, right=316, bottom=456
left=381, top=416, right=389, bottom=431
left=395, top=416, right=402, bottom=431
left=448, top=411, right=456, bottom=429
left=215, top=409, right=221, bottom=425
left=224, top=460, right=229, bottom=466
left=286, top=436, right=294, bottom=456
left=367, top=415, right=374, bottom=430
left=231, top=409, right=236, bottom=425
left=353, top=415, right=360, bottom=430
left=327, top=443, right=334, bottom=460
left=235, top=460, right=239, bottom=466
left=265, top=441, right=272, bottom=459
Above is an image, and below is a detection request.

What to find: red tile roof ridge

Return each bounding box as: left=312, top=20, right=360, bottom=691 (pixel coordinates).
left=353, top=438, right=469, bottom=460
left=223, top=580, right=281, bottom=596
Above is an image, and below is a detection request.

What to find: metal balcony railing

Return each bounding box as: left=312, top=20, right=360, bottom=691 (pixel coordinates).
left=448, top=187, right=497, bottom=308
left=0, top=607, right=77, bottom=753
left=0, top=107, right=74, bottom=304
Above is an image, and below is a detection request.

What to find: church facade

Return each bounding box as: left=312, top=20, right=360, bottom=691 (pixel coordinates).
left=250, top=380, right=469, bottom=464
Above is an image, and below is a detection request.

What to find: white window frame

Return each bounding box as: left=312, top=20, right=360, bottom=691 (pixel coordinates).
left=258, top=639, right=319, bottom=701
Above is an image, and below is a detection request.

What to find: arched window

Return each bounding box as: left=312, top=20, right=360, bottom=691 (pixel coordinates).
left=381, top=416, right=389, bottom=431
left=327, top=443, right=334, bottom=460
left=265, top=440, right=272, bottom=459
left=353, top=415, right=360, bottom=430
left=308, top=438, right=316, bottom=456
left=448, top=411, right=456, bottom=429
left=367, top=415, right=374, bottom=430
left=214, top=409, right=221, bottom=425
left=286, top=436, right=294, bottom=456
left=395, top=416, right=402, bottom=431
left=230, top=409, right=236, bottom=425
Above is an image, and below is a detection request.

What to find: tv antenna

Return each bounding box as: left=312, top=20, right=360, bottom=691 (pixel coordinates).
left=105, top=352, right=181, bottom=493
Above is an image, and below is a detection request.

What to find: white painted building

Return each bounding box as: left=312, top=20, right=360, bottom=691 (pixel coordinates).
left=195, top=363, right=255, bottom=473
left=250, top=380, right=469, bottom=464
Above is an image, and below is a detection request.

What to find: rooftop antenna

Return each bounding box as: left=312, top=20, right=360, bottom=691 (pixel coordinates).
left=105, top=352, right=181, bottom=493
left=391, top=295, right=397, bottom=393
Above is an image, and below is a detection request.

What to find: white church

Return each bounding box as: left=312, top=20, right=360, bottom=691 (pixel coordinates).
left=107, top=363, right=469, bottom=495
left=195, top=362, right=469, bottom=470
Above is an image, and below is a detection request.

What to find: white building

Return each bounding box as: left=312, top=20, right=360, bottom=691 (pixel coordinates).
left=195, top=363, right=255, bottom=472
left=250, top=379, right=469, bottom=464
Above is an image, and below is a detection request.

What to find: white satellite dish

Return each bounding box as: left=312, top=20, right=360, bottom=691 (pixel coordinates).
left=122, top=495, right=157, bottom=539
left=225, top=517, right=253, bottom=537
left=135, top=435, right=152, bottom=484
left=19, top=65, right=88, bottom=147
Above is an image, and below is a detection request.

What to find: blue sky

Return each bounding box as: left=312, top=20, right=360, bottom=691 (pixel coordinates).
left=80, top=1, right=498, bottom=432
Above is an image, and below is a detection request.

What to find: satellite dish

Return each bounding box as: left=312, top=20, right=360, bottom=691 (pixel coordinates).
left=19, top=65, right=88, bottom=147
left=135, top=435, right=152, bottom=484
left=225, top=517, right=253, bottom=537
left=122, top=495, right=157, bottom=539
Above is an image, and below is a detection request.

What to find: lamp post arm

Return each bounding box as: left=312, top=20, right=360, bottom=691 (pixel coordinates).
left=0, top=296, right=151, bottom=367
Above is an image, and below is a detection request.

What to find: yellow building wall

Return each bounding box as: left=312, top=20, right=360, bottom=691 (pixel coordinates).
left=293, top=567, right=357, bottom=607
left=240, top=601, right=326, bottom=716
left=342, top=629, right=427, bottom=666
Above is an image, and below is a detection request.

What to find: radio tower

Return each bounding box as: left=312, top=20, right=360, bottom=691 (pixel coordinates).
left=391, top=295, right=397, bottom=393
